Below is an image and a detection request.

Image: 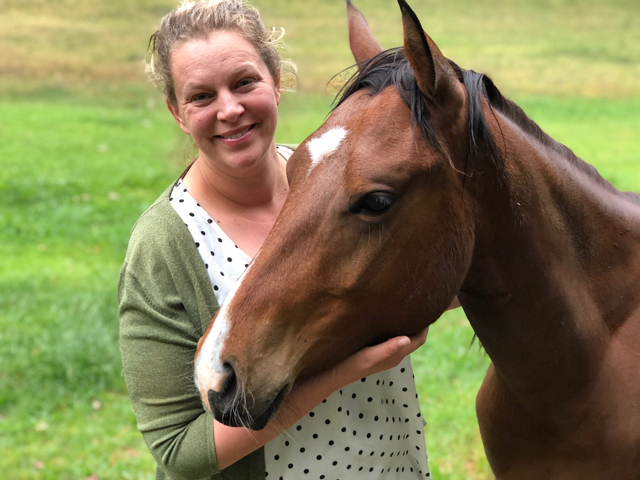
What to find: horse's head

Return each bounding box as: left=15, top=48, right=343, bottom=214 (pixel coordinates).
left=195, top=0, right=476, bottom=430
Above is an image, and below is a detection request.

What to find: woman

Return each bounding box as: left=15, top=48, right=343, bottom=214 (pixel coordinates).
left=119, top=1, right=435, bottom=478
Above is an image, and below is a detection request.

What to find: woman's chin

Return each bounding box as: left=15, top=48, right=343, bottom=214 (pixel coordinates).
left=209, top=146, right=277, bottom=177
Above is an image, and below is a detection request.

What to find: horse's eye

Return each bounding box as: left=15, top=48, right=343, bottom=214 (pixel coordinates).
left=350, top=192, right=395, bottom=216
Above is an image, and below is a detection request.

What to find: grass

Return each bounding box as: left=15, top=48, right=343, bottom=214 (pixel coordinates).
left=1, top=0, right=639, bottom=478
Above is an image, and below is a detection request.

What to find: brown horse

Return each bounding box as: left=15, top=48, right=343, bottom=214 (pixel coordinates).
left=195, top=0, right=640, bottom=477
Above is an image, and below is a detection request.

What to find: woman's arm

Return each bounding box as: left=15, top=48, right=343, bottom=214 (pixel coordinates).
left=213, top=328, right=429, bottom=469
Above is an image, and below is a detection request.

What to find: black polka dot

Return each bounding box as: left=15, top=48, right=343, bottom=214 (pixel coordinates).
left=189, top=212, right=195, bottom=217
left=207, top=219, right=213, bottom=224
left=227, top=257, right=232, bottom=262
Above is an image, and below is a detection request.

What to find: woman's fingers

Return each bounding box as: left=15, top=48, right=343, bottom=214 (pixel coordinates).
left=333, top=327, right=430, bottom=386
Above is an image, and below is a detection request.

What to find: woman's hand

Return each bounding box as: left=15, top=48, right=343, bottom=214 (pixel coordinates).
left=213, top=327, right=429, bottom=470
left=328, top=327, right=429, bottom=390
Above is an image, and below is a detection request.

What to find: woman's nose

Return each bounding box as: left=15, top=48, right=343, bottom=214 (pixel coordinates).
left=216, top=92, right=244, bottom=122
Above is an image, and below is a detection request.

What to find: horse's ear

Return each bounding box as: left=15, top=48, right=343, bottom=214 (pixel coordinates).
left=348, top=0, right=383, bottom=64
left=398, top=0, right=462, bottom=106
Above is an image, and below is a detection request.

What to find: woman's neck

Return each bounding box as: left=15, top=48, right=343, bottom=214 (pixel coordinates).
left=183, top=145, right=288, bottom=212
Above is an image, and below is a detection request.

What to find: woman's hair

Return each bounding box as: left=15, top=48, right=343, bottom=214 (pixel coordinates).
left=146, top=0, right=296, bottom=105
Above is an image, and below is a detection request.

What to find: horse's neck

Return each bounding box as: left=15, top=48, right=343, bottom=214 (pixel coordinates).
left=460, top=111, right=640, bottom=404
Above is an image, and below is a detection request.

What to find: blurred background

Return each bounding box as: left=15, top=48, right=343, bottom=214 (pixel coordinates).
left=1, top=0, right=638, bottom=478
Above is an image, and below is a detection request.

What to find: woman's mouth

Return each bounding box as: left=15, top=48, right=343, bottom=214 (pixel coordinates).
left=216, top=124, right=255, bottom=140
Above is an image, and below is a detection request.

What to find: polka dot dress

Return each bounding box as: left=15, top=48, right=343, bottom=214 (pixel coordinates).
left=171, top=179, right=251, bottom=303
left=170, top=148, right=431, bottom=479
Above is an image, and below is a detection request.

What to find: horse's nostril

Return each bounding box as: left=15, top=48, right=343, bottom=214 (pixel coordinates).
left=208, top=362, right=240, bottom=422
left=220, top=362, right=237, bottom=398
left=208, top=362, right=237, bottom=408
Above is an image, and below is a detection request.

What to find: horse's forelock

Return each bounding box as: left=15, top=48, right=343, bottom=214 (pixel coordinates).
left=333, top=48, right=437, bottom=146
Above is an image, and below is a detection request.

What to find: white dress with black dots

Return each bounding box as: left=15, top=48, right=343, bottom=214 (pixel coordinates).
left=170, top=149, right=431, bottom=480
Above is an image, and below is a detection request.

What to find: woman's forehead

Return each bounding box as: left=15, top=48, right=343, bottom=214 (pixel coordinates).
left=171, top=31, right=268, bottom=83
left=172, top=30, right=262, bottom=69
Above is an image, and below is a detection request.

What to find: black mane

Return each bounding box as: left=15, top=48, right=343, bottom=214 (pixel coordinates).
left=333, top=47, right=619, bottom=195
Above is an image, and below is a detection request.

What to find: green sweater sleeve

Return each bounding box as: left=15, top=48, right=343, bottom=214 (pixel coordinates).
left=119, top=194, right=221, bottom=480
left=119, top=185, right=266, bottom=480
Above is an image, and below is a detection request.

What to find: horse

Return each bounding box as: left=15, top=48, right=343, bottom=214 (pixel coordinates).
left=195, top=0, right=640, bottom=477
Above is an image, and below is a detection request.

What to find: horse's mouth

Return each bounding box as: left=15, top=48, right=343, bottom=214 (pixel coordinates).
left=210, top=383, right=290, bottom=430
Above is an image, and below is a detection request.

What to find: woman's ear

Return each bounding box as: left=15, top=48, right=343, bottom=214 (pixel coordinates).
left=166, top=99, right=190, bottom=134
left=274, top=73, right=282, bottom=106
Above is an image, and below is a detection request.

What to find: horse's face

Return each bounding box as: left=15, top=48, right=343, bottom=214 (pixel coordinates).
left=195, top=0, right=475, bottom=430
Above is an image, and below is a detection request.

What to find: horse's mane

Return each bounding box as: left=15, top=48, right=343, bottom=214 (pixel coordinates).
left=334, top=48, right=629, bottom=199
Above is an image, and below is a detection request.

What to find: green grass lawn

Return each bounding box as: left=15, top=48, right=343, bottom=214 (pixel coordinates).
left=1, top=0, right=639, bottom=478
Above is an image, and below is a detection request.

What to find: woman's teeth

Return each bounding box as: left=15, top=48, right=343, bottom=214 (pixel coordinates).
left=219, top=126, right=252, bottom=139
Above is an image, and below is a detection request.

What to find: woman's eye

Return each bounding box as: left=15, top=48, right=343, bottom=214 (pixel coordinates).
left=236, top=78, right=256, bottom=88
left=350, top=192, right=395, bottom=216
left=191, top=93, right=211, bottom=102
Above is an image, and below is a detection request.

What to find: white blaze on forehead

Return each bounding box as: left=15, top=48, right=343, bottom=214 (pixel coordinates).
left=194, top=260, right=254, bottom=392
left=306, top=127, right=347, bottom=173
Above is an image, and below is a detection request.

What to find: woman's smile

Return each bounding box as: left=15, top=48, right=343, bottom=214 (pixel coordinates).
left=215, top=123, right=257, bottom=145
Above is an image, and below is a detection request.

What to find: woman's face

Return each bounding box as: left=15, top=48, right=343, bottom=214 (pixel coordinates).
left=168, top=30, right=281, bottom=177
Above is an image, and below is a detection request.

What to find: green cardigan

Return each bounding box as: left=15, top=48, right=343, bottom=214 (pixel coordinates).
left=118, top=182, right=265, bottom=480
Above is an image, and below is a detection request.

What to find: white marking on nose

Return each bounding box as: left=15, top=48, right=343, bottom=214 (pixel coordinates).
left=195, top=259, right=255, bottom=393
left=306, top=127, right=347, bottom=173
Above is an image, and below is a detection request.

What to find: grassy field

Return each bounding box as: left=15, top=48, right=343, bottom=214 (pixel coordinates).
left=1, top=0, right=639, bottom=479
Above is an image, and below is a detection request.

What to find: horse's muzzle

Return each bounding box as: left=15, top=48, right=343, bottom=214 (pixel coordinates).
left=208, top=379, right=289, bottom=430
